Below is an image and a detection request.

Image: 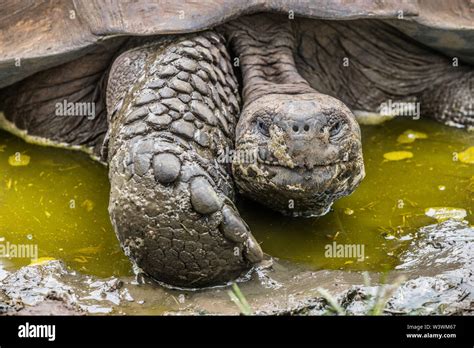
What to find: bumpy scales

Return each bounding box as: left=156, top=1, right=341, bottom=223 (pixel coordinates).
left=106, top=32, right=263, bottom=287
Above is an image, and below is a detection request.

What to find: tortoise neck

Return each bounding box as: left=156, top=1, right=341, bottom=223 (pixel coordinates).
left=223, top=15, right=315, bottom=106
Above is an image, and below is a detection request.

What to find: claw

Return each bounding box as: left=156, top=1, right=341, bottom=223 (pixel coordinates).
left=153, top=153, right=181, bottom=184
left=244, top=233, right=263, bottom=263
left=189, top=176, right=223, bottom=214
left=219, top=205, right=248, bottom=242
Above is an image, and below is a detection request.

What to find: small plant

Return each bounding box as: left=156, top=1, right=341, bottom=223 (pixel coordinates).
left=368, top=274, right=406, bottom=315
left=228, top=283, right=252, bottom=315
left=316, top=287, right=345, bottom=315
left=317, top=272, right=406, bottom=316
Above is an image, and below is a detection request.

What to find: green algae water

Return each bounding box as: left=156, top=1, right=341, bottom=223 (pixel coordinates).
left=0, top=118, right=472, bottom=277
left=0, top=133, right=132, bottom=277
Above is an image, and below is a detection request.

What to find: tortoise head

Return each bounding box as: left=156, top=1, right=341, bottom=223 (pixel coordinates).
left=232, top=93, right=365, bottom=217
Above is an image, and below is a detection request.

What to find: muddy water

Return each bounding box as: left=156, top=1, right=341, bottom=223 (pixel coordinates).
left=0, top=118, right=472, bottom=280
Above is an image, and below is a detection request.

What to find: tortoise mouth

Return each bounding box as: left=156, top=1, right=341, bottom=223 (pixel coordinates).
left=255, top=154, right=359, bottom=171
left=261, top=156, right=362, bottom=187
left=234, top=156, right=364, bottom=190
left=233, top=154, right=365, bottom=216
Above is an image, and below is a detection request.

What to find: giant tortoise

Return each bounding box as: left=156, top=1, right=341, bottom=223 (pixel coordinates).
left=0, top=0, right=472, bottom=287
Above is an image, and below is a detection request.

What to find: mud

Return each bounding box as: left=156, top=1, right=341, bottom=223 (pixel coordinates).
left=1, top=220, right=472, bottom=316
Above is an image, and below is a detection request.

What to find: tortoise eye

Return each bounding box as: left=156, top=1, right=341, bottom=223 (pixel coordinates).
left=256, top=118, right=270, bottom=137
left=329, top=120, right=343, bottom=137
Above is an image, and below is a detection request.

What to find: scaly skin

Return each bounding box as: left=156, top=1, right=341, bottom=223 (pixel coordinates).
left=105, top=32, right=262, bottom=287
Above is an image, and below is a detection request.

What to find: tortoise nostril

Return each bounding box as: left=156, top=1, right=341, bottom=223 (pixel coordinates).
left=292, top=125, right=299, bottom=132
left=303, top=124, right=310, bottom=132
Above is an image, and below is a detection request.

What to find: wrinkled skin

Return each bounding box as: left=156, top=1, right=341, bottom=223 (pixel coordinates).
left=233, top=93, right=363, bottom=216
left=222, top=16, right=364, bottom=216
left=1, top=14, right=472, bottom=287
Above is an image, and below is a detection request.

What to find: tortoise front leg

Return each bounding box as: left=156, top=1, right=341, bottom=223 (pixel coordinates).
left=106, top=32, right=262, bottom=288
